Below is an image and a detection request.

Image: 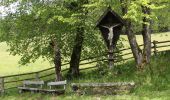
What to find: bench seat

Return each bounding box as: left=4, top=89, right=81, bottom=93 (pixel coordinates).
left=18, top=87, right=65, bottom=94
left=18, top=80, right=67, bottom=94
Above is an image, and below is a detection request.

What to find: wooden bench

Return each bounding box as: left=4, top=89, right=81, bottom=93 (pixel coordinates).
left=46, top=80, right=67, bottom=94
left=71, top=82, right=135, bottom=95
left=18, top=80, right=44, bottom=93
left=18, top=80, right=67, bottom=94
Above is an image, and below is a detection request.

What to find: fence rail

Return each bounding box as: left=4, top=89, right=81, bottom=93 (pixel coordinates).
left=0, top=40, right=170, bottom=93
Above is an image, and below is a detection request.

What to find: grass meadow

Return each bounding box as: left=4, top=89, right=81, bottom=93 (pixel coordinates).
left=0, top=42, right=51, bottom=76
left=0, top=32, right=170, bottom=76
left=0, top=32, right=170, bottom=99
left=1, top=50, right=170, bottom=100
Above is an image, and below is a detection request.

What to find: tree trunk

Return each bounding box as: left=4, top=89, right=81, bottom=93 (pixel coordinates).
left=120, top=0, right=143, bottom=69
left=142, top=6, right=151, bottom=64
left=69, top=27, right=84, bottom=77
left=68, top=0, right=88, bottom=78
left=126, top=21, right=144, bottom=69
left=51, top=39, right=62, bottom=81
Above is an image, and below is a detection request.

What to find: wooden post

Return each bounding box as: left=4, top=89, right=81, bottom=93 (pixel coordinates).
left=153, top=40, right=158, bottom=56
left=108, top=45, right=114, bottom=69
left=35, top=72, right=40, bottom=81
left=0, top=78, right=4, bottom=94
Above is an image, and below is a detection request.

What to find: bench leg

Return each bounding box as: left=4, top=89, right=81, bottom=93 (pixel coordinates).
left=31, top=90, right=34, bottom=94
left=19, top=90, right=22, bottom=94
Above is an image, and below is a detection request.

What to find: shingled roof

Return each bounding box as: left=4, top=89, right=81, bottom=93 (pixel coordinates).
left=96, top=7, right=124, bottom=27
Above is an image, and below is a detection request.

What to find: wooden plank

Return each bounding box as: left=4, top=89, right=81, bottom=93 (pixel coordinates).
left=18, top=87, right=65, bottom=94
left=71, top=82, right=135, bottom=95
left=71, top=82, right=135, bottom=87
left=18, top=87, right=40, bottom=91
left=18, top=87, right=64, bottom=92
left=35, top=72, right=40, bottom=80
left=23, top=80, right=44, bottom=85
left=44, top=89, right=65, bottom=92
left=47, top=80, right=67, bottom=86
left=0, top=78, right=4, bottom=93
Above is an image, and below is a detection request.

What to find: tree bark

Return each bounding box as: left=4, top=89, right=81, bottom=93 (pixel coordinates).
left=69, top=27, right=84, bottom=77
left=125, top=21, right=143, bottom=69
left=142, top=6, right=151, bottom=64
left=68, top=0, right=88, bottom=78
left=51, top=39, right=62, bottom=81
left=120, top=0, right=143, bottom=69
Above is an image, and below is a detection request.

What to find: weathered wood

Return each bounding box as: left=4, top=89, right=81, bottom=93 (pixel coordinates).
left=153, top=40, right=158, bottom=55
left=0, top=78, right=4, bottom=94
left=47, top=80, right=67, bottom=86
left=19, top=80, right=66, bottom=94
left=18, top=80, right=44, bottom=93
left=108, top=45, right=114, bottom=69
left=35, top=72, right=40, bottom=80
left=18, top=87, right=40, bottom=91
left=18, top=87, right=65, bottom=94
left=71, top=82, right=135, bottom=95
left=47, top=80, right=67, bottom=90
left=23, top=80, right=44, bottom=85
left=72, top=82, right=135, bottom=87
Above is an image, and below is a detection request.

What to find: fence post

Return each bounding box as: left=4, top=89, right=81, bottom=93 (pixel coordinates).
left=0, top=77, right=5, bottom=94
left=35, top=72, right=40, bottom=81
left=153, top=40, right=158, bottom=55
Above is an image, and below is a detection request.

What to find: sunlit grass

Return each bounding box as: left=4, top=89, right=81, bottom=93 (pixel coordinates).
left=120, top=32, right=170, bottom=59
left=0, top=32, right=170, bottom=76
left=121, top=32, right=170, bottom=49
left=0, top=42, right=52, bottom=76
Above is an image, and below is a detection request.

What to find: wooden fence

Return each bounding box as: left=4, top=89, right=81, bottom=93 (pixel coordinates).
left=0, top=40, right=170, bottom=93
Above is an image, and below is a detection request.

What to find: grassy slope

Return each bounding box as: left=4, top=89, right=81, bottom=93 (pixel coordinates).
left=0, top=32, right=170, bottom=76
left=0, top=42, right=51, bottom=76
left=121, top=32, right=170, bottom=48
left=1, top=51, right=170, bottom=100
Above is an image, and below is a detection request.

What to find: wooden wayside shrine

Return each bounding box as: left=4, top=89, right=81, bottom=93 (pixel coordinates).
left=96, top=7, right=124, bottom=68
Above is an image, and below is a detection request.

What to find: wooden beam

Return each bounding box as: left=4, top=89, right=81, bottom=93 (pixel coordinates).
left=23, top=81, right=44, bottom=85
left=47, top=80, right=67, bottom=86
left=0, top=78, right=4, bottom=94
left=72, top=82, right=135, bottom=87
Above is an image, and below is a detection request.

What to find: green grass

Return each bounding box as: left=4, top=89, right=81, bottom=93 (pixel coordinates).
left=1, top=91, right=170, bottom=100
left=0, top=32, right=170, bottom=76
left=1, top=51, right=170, bottom=100
left=120, top=32, right=170, bottom=48
left=0, top=32, right=170, bottom=99
left=0, top=42, right=52, bottom=76
left=120, top=32, right=170, bottom=60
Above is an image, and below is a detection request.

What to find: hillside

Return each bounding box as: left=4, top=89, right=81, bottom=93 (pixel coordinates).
left=0, top=32, right=170, bottom=76
left=0, top=51, right=170, bottom=100
left=0, top=42, right=51, bottom=76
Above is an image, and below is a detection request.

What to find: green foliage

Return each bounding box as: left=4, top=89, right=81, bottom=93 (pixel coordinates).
left=0, top=0, right=107, bottom=65
left=0, top=0, right=169, bottom=65
left=122, top=0, right=169, bottom=33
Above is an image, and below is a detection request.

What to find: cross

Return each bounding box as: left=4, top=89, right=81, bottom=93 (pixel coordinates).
left=101, top=23, right=121, bottom=46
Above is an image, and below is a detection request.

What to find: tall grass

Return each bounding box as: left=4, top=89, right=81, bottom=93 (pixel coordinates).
left=1, top=51, right=170, bottom=100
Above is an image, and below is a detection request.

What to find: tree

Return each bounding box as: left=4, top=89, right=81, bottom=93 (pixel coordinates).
left=119, top=0, right=167, bottom=69
left=0, top=0, right=74, bottom=80
left=0, top=0, right=107, bottom=79
left=67, top=0, right=88, bottom=77
left=50, top=38, right=62, bottom=81
left=141, top=5, right=151, bottom=65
